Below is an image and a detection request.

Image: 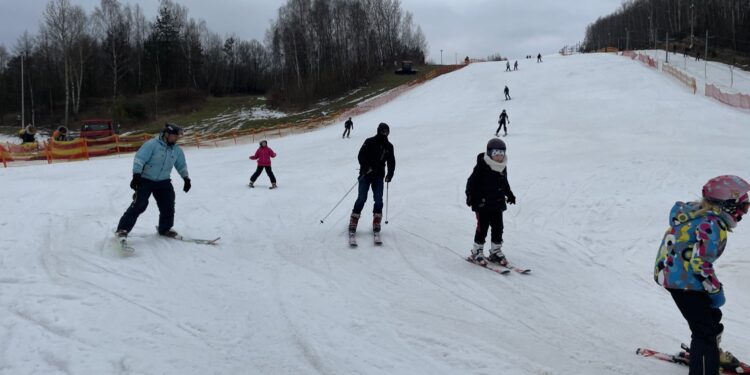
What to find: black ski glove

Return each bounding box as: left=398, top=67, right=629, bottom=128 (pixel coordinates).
left=385, top=175, right=392, bottom=183
left=507, top=194, right=516, bottom=205
left=130, top=173, right=141, bottom=190
left=466, top=195, right=472, bottom=207
left=183, top=177, right=191, bottom=193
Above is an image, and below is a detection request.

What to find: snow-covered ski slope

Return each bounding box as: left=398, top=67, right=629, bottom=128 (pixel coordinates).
left=1, top=53, right=749, bottom=375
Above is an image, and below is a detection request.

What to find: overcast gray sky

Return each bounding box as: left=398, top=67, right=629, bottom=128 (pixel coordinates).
left=0, top=0, right=623, bottom=62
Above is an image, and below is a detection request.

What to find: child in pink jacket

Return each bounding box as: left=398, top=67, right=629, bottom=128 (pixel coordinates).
left=249, top=140, right=277, bottom=189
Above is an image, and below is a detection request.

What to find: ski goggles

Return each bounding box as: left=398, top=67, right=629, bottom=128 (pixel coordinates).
left=489, top=149, right=506, bottom=157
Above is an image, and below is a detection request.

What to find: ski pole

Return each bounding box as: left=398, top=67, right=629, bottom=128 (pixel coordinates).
left=320, top=179, right=359, bottom=224
left=385, top=182, right=389, bottom=224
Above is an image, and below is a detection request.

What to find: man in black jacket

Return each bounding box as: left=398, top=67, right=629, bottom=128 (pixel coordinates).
left=466, top=138, right=515, bottom=265
left=349, top=123, right=395, bottom=235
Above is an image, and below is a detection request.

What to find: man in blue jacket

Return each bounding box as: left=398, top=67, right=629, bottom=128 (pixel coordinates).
left=116, top=123, right=191, bottom=238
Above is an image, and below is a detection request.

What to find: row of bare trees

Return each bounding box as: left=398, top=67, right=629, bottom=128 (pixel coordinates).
left=267, top=0, right=427, bottom=104
left=0, top=0, right=427, bottom=127
left=583, top=0, right=750, bottom=58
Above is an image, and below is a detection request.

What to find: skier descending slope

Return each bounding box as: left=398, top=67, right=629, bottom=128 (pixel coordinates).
left=116, top=123, right=191, bottom=240
left=654, top=175, right=750, bottom=374
left=348, top=123, right=395, bottom=246
left=496, top=109, right=510, bottom=137
left=466, top=138, right=515, bottom=265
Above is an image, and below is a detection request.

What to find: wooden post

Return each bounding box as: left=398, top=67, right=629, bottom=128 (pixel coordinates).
left=46, top=141, right=52, bottom=164
left=232, top=131, right=237, bottom=145
left=82, top=138, right=90, bottom=160
left=195, top=133, right=201, bottom=149
left=115, top=134, right=121, bottom=155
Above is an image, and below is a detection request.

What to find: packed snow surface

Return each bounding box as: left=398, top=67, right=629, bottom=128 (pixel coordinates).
left=1, top=53, right=749, bottom=374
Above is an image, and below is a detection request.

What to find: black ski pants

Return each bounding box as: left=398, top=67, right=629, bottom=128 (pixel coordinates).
left=669, top=289, right=723, bottom=375
left=251, top=166, right=276, bottom=184
left=117, top=178, right=175, bottom=234
left=474, top=210, right=504, bottom=245
left=496, top=120, right=508, bottom=134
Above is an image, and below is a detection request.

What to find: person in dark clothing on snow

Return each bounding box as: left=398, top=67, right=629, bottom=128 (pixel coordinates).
left=513, top=61, right=518, bottom=71
left=343, top=117, right=354, bottom=138
left=18, top=125, right=37, bottom=144
left=537, top=53, right=542, bottom=63
left=505, top=61, right=511, bottom=72
left=496, top=110, right=510, bottom=137
left=466, top=138, right=515, bottom=266
left=349, top=123, right=395, bottom=236
left=116, top=123, right=191, bottom=239
left=504, top=86, right=511, bottom=101
left=654, top=175, right=749, bottom=374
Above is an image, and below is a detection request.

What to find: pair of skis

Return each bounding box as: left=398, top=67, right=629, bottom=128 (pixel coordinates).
left=349, top=231, right=382, bottom=247
left=118, top=231, right=221, bottom=255
left=637, top=344, right=749, bottom=374
left=466, top=257, right=531, bottom=275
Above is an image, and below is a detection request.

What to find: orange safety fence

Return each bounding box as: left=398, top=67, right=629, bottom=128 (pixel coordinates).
left=2, top=142, right=47, bottom=162
left=45, top=134, right=153, bottom=163
left=662, top=64, right=698, bottom=94
left=705, top=84, right=750, bottom=110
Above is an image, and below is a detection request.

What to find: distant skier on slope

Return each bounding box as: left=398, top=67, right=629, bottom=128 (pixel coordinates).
left=343, top=117, right=354, bottom=138
left=653, top=175, right=749, bottom=374
left=504, top=85, right=511, bottom=101
left=537, top=53, right=542, bottom=63
left=249, top=140, right=278, bottom=189
left=348, top=123, right=395, bottom=244
left=495, top=110, right=510, bottom=137
left=466, top=138, right=515, bottom=265
left=506, top=61, right=511, bottom=72
left=514, top=61, right=518, bottom=71
left=116, top=123, right=190, bottom=239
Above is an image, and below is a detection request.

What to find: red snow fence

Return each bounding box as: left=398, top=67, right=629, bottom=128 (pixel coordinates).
left=705, top=84, right=750, bottom=110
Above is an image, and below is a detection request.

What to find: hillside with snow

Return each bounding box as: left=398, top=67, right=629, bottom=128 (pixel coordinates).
left=1, top=53, right=749, bottom=375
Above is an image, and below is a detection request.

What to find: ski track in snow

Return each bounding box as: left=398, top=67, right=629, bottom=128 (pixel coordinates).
left=2, top=53, right=750, bottom=374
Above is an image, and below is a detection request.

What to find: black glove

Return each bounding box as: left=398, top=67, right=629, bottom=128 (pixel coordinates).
left=385, top=176, right=392, bottom=183
left=466, top=195, right=472, bottom=207
left=130, top=173, right=141, bottom=190
left=507, top=194, right=516, bottom=205
left=183, top=177, right=191, bottom=193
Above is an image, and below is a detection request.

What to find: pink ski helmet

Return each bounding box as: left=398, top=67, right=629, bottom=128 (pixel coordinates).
left=702, top=175, right=750, bottom=222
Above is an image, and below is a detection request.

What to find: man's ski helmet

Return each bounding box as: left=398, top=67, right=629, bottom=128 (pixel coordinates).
left=163, top=123, right=183, bottom=136
left=486, top=138, right=506, bottom=156
left=702, top=175, right=750, bottom=222
left=377, top=122, right=390, bottom=136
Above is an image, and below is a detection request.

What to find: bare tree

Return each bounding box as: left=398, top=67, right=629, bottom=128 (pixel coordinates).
left=93, top=0, right=131, bottom=103
left=68, top=5, right=88, bottom=115
left=43, top=0, right=76, bottom=126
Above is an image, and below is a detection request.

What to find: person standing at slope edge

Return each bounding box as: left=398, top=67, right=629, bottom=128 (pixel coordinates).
left=504, top=85, right=511, bottom=101
left=348, top=123, right=395, bottom=246
left=466, top=138, right=515, bottom=266
left=116, top=123, right=190, bottom=239
left=654, top=175, right=749, bottom=374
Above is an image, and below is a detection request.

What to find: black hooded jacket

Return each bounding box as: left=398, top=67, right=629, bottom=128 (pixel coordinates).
left=358, top=134, right=395, bottom=180
left=466, top=153, right=514, bottom=212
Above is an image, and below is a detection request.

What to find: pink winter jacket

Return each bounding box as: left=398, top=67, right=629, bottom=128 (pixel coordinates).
left=250, top=146, right=276, bottom=166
